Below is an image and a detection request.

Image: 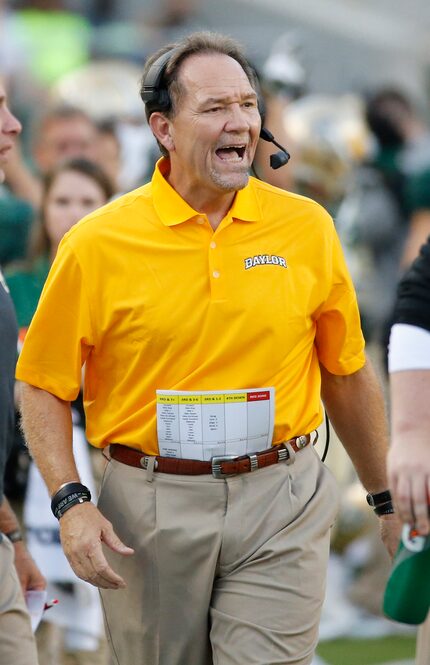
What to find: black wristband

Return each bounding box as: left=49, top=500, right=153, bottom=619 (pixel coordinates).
left=51, top=482, right=91, bottom=520
left=54, top=493, right=91, bottom=519
left=374, top=502, right=395, bottom=516
left=366, top=489, right=392, bottom=508
left=5, top=529, right=23, bottom=543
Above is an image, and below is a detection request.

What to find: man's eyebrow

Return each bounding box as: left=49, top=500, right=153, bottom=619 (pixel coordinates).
left=202, top=92, right=258, bottom=106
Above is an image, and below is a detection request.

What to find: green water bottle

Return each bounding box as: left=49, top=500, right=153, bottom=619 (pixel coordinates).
left=383, top=524, right=430, bottom=625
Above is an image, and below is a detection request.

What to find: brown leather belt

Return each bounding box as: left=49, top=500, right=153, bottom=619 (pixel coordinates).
left=109, top=434, right=312, bottom=479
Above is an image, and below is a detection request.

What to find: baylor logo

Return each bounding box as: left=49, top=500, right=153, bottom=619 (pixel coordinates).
left=244, top=255, right=287, bottom=270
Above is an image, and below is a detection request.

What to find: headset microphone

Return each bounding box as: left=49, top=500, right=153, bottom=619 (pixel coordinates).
left=259, top=127, right=291, bottom=170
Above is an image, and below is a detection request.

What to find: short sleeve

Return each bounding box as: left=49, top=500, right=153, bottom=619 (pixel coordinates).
left=16, top=237, right=95, bottom=400
left=314, top=222, right=365, bottom=374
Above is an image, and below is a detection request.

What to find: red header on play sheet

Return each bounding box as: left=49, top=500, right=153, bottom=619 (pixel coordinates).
left=247, top=391, right=270, bottom=402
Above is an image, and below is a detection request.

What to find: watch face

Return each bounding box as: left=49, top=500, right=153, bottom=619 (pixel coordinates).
left=366, top=490, right=391, bottom=507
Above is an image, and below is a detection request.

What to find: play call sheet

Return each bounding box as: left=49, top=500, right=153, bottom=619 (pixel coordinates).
left=156, top=388, right=275, bottom=460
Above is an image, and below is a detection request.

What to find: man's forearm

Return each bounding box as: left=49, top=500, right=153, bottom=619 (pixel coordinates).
left=390, top=369, right=430, bottom=438
left=20, top=383, right=79, bottom=496
left=320, top=358, right=389, bottom=493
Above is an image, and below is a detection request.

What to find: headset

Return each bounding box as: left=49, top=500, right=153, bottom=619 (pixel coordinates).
left=140, top=48, right=291, bottom=171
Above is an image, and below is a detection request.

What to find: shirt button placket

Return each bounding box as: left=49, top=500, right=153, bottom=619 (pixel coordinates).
left=209, top=237, right=223, bottom=299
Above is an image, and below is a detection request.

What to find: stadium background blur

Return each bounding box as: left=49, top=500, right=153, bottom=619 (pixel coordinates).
left=2, top=1, right=430, bottom=663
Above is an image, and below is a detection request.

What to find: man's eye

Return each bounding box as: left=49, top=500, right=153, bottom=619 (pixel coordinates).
left=206, top=107, right=221, bottom=113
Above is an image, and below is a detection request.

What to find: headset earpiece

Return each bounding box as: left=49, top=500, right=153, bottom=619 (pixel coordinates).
left=140, top=48, right=180, bottom=117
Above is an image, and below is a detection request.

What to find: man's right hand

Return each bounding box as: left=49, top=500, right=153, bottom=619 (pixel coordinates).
left=59, top=501, right=134, bottom=589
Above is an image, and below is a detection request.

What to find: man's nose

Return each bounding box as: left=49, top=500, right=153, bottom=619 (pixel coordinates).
left=225, top=104, right=250, bottom=131
left=4, top=107, right=22, bottom=135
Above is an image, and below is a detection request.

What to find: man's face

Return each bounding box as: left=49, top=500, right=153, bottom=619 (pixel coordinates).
left=35, top=116, right=98, bottom=173
left=164, top=53, right=261, bottom=196
left=0, top=83, right=22, bottom=184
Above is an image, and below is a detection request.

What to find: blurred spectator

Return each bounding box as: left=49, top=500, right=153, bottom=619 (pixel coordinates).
left=0, top=104, right=100, bottom=269
left=365, top=87, right=430, bottom=267
left=6, top=157, right=114, bottom=665
left=334, top=87, right=430, bottom=343
left=6, top=157, right=114, bottom=327
left=32, top=106, right=99, bottom=175
left=401, top=167, right=430, bottom=267
left=94, top=119, right=122, bottom=194
left=48, top=60, right=158, bottom=190
left=283, top=93, right=371, bottom=213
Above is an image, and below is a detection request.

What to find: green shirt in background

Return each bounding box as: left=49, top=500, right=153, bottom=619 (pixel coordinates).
left=13, top=10, right=91, bottom=86
left=0, top=193, right=34, bottom=267
left=5, top=257, right=50, bottom=330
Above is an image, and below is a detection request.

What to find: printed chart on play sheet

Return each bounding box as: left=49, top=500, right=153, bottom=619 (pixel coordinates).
left=156, top=388, right=274, bottom=460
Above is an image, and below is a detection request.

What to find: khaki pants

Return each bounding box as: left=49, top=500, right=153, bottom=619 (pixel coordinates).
left=99, top=445, right=339, bottom=665
left=0, top=535, right=39, bottom=665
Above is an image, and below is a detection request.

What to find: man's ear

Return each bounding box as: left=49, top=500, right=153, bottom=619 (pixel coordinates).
left=149, top=112, right=175, bottom=152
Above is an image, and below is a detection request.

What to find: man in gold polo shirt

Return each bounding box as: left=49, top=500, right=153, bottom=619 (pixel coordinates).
left=18, top=32, right=399, bottom=665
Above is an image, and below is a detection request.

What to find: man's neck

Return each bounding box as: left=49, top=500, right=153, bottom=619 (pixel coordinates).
left=202, top=197, right=235, bottom=230
left=166, top=170, right=236, bottom=231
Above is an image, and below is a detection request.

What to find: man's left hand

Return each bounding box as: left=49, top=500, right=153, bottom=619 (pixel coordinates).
left=13, top=541, right=46, bottom=593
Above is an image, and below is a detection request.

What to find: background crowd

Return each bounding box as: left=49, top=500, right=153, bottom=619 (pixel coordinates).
left=1, top=1, right=429, bottom=664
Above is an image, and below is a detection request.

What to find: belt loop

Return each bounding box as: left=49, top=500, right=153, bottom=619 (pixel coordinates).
left=102, top=446, right=111, bottom=462
left=285, top=443, right=296, bottom=466
left=144, top=456, right=156, bottom=482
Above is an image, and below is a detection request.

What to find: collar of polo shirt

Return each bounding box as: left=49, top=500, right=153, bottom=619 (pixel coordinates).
left=152, top=157, right=263, bottom=227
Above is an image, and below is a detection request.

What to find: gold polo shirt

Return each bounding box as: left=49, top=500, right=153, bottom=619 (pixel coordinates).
left=16, top=158, right=365, bottom=454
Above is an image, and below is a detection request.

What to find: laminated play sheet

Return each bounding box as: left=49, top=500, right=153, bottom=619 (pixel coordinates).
left=156, top=387, right=275, bottom=460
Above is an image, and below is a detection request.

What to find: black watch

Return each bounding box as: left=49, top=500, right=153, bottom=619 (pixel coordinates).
left=366, top=489, right=392, bottom=508
left=5, top=529, right=23, bottom=543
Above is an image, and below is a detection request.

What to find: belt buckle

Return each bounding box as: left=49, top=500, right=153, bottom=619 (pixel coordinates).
left=140, top=456, right=158, bottom=470
left=211, top=454, right=239, bottom=479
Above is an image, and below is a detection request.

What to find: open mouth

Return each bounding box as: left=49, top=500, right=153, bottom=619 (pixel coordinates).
left=215, top=145, right=246, bottom=161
